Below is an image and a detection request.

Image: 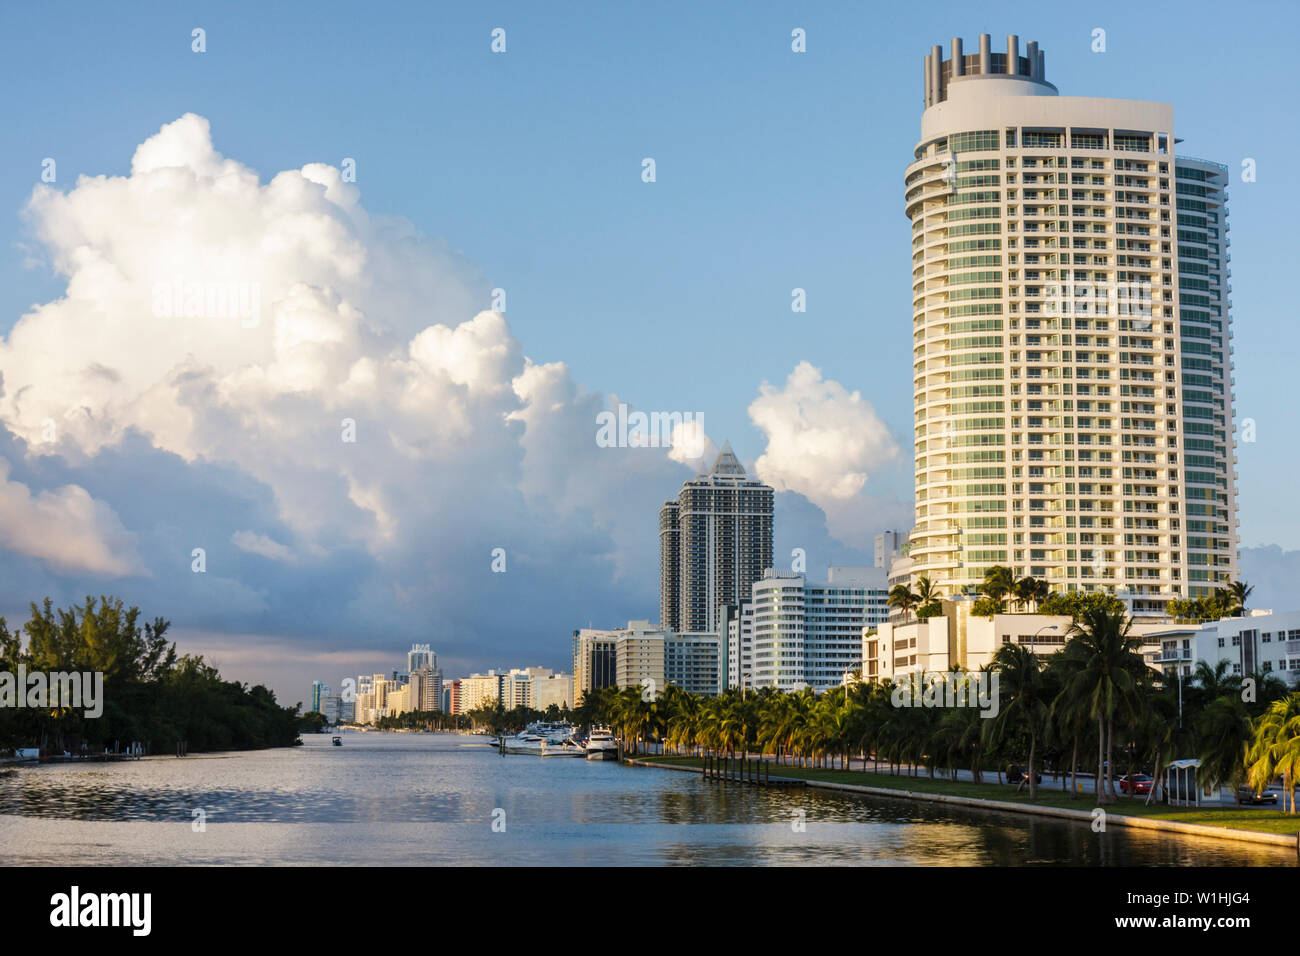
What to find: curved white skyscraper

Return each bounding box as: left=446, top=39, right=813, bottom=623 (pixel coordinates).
left=902, top=35, right=1237, bottom=614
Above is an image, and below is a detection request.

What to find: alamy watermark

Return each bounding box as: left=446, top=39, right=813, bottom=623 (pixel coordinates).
left=595, top=403, right=705, bottom=456
left=891, top=671, right=999, bottom=719
left=0, top=667, right=104, bottom=718
left=152, top=275, right=261, bottom=328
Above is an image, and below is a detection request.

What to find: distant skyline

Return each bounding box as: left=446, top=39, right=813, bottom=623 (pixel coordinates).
left=1, top=0, right=1298, bottom=705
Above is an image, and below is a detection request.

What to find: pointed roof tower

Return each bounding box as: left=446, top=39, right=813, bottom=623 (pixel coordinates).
left=709, top=440, right=747, bottom=477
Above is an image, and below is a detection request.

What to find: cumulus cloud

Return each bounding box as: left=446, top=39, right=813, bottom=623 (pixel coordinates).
left=0, top=457, right=142, bottom=576
left=0, top=113, right=916, bottom=699
left=747, top=361, right=903, bottom=546
left=749, top=362, right=900, bottom=502
left=0, top=113, right=690, bottom=675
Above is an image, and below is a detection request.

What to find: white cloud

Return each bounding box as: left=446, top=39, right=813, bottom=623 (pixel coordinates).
left=0, top=113, right=693, bottom=656
left=749, top=361, right=900, bottom=504
left=0, top=458, right=142, bottom=576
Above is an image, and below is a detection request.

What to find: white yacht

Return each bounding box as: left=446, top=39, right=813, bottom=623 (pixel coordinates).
left=584, top=727, right=618, bottom=760
left=498, top=721, right=585, bottom=757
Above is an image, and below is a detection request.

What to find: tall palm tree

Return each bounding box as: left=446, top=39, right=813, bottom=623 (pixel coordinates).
left=1047, top=651, right=1094, bottom=800
left=990, top=642, right=1047, bottom=799
left=1062, top=603, right=1145, bottom=804
left=1227, top=580, right=1254, bottom=617
left=1197, top=695, right=1252, bottom=802
left=1246, top=693, right=1300, bottom=814
left=888, top=584, right=920, bottom=621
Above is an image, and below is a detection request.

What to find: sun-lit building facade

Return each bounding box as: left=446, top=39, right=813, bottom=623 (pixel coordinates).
left=903, top=34, right=1238, bottom=615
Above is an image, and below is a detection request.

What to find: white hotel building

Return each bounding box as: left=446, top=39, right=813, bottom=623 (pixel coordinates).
left=903, top=34, right=1237, bottom=616
left=749, top=567, right=889, bottom=692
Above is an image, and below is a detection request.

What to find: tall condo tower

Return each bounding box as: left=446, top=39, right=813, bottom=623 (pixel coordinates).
left=659, top=442, right=774, bottom=633
left=903, top=35, right=1237, bottom=614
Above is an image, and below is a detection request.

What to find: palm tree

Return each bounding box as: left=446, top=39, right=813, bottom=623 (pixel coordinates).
left=1246, top=693, right=1300, bottom=814
left=1062, top=603, right=1145, bottom=804
left=1227, top=580, right=1254, bottom=617
left=1014, top=576, right=1039, bottom=612
left=663, top=684, right=699, bottom=755
left=990, top=642, right=1047, bottom=799
left=1191, top=659, right=1239, bottom=704
left=1197, top=695, right=1252, bottom=802
left=1047, top=651, right=1094, bottom=800
left=888, top=584, right=920, bottom=622
left=915, top=575, right=942, bottom=607
left=1132, top=683, right=1181, bottom=806
left=982, top=565, right=1017, bottom=613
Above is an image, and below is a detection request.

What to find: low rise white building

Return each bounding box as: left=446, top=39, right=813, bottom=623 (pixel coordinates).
left=1153, top=610, right=1300, bottom=687
left=865, top=600, right=1184, bottom=682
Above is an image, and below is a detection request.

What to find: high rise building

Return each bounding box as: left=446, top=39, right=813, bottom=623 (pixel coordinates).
left=614, top=622, right=667, bottom=698
left=459, top=671, right=505, bottom=712
left=533, top=672, right=574, bottom=711
left=903, top=34, right=1237, bottom=615
left=723, top=600, right=753, bottom=691
left=665, top=632, right=722, bottom=696
left=659, top=442, right=774, bottom=633
left=658, top=500, right=681, bottom=630
left=574, top=622, right=720, bottom=701
left=572, top=628, right=619, bottom=705
left=408, top=644, right=436, bottom=674
left=750, top=567, right=890, bottom=691
left=409, top=667, right=443, bottom=712
left=875, top=531, right=903, bottom=569
left=310, top=680, right=325, bottom=714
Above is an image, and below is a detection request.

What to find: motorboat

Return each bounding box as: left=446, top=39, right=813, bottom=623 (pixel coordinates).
left=331, top=735, right=342, bottom=747
left=584, top=727, right=618, bottom=760
left=498, top=721, right=585, bottom=757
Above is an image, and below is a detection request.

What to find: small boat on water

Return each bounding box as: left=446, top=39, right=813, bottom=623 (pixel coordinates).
left=584, top=727, right=618, bottom=760
left=331, top=735, right=342, bottom=747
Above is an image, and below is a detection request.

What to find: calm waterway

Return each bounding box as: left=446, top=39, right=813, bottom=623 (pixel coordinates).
left=0, top=732, right=1292, bottom=866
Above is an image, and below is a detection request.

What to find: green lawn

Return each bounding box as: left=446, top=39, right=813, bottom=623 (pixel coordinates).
left=631, top=755, right=1300, bottom=836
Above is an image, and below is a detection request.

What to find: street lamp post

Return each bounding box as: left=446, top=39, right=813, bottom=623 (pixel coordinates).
left=1031, top=624, right=1059, bottom=657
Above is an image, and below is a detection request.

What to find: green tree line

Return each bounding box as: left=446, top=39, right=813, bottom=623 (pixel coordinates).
left=0, top=596, right=301, bottom=756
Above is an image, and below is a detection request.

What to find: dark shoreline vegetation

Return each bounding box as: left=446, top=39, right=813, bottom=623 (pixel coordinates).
left=582, top=596, right=1300, bottom=818
left=0, top=597, right=301, bottom=756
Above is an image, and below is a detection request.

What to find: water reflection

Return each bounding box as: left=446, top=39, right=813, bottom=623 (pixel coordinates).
left=0, top=734, right=1291, bottom=866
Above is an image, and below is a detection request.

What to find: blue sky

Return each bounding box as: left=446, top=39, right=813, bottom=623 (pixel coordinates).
left=1, top=0, right=1297, bottom=701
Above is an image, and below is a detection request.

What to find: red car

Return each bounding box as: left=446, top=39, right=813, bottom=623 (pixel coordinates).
left=1118, top=774, right=1154, bottom=795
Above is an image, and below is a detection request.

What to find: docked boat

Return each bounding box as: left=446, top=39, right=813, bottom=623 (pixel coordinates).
left=498, top=721, right=585, bottom=757
left=584, top=727, right=618, bottom=760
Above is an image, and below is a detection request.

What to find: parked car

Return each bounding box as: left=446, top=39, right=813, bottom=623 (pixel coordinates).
left=1007, top=765, right=1042, bottom=785
left=1236, top=787, right=1279, bottom=805
left=1118, top=774, right=1154, bottom=795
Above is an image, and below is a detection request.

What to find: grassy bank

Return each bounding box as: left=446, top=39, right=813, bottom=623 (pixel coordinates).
left=633, top=755, right=1300, bottom=836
